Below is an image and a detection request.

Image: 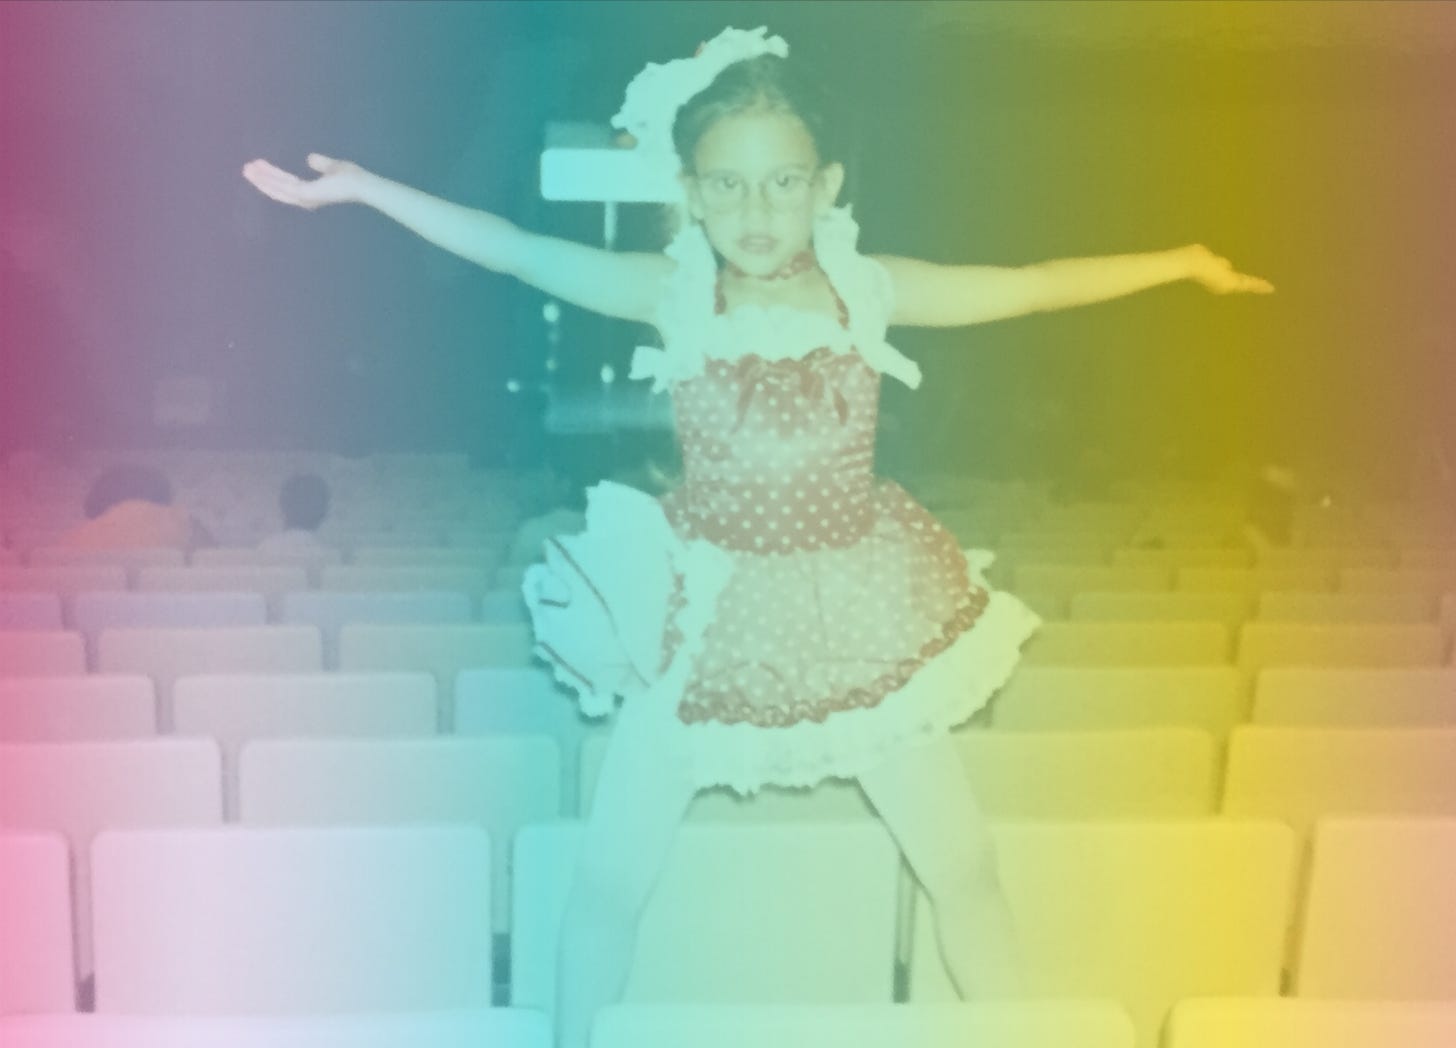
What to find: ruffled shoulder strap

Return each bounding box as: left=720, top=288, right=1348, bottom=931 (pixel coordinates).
left=630, top=206, right=922, bottom=391
left=630, top=220, right=714, bottom=391
left=813, top=207, right=921, bottom=389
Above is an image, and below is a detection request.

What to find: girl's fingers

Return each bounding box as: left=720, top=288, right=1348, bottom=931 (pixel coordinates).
left=1204, top=255, right=1275, bottom=295
left=241, top=158, right=329, bottom=209
left=1234, top=270, right=1274, bottom=294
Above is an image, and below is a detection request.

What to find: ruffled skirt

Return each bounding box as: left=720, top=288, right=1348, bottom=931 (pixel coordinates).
left=522, top=481, right=1041, bottom=795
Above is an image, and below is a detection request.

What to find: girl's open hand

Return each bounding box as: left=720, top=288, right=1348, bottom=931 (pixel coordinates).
left=1184, top=244, right=1275, bottom=295
left=241, top=153, right=368, bottom=210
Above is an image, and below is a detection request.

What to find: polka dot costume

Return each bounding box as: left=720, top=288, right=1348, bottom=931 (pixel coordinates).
left=524, top=207, right=1042, bottom=794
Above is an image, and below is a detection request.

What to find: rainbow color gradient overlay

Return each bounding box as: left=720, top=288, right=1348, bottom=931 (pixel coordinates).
left=4, top=3, right=1456, bottom=1047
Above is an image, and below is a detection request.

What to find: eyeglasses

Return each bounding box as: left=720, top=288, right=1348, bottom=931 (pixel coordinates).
left=692, top=169, right=818, bottom=214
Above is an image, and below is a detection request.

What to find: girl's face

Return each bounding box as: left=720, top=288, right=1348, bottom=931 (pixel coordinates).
left=681, top=107, right=844, bottom=277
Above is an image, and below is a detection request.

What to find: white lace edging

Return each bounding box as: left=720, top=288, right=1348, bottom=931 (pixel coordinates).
left=610, top=27, right=789, bottom=197
left=521, top=485, right=1036, bottom=792
left=632, top=205, right=922, bottom=392
left=671, top=589, right=1043, bottom=795
left=522, top=481, right=733, bottom=720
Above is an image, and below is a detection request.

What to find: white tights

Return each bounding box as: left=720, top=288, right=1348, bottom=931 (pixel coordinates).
left=553, top=703, right=1025, bottom=1048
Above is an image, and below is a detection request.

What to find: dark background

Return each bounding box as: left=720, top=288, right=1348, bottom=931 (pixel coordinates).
left=3, top=1, right=1454, bottom=494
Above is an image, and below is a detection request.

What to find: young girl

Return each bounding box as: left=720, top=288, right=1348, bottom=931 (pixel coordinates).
left=244, top=26, right=1272, bottom=1046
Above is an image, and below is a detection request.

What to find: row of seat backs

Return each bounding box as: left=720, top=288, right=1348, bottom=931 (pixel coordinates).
left=8, top=725, right=1456, bottom=989
left=8, top=817, right=1456, bottom=1046
left=8, top=1001, right=1451, bottom=1048
left=1, top=620, right=1451, bottom=691
left=5, top=666, right=1455, bottom=744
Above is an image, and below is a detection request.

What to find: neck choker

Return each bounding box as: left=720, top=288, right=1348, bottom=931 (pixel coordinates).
left=724, top=249, right=817, bottom=282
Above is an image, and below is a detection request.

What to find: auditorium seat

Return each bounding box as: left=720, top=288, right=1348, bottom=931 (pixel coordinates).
left=74, top=592, right=268, bottom=666
left=1296, top=817, right=1456, bottom=998
left=0, top=1011, right=549, bottom=1048
left=512, top=822, right=899, bottom=1011
left=281, top=591, right=473, bottom=668
left=990, top=548, right=1110, bottom=584
left=1255, top=590, right=1434, bottom=624
left=1399, top=549, right=1456, bottom=571
left=991, top=666, right=1245, bottom=739
left=493, top=563, right=530, bottom=592
left=1253, top=547, right=1396, bottom=572
left=1069, top=591, right=1252, bottom=628
left=191, top=546, right=345, bottom=567
left=1221, top=727, right=1456, bottom=841
left=907, top=820, right=1295, bottom=1048
left=949, top=728, right=1218, bottom=818
left=136, top=566, right=310, bottom=617
left=351, top=545, right=502, bottom=571
left=1177, top=567, right=1332, bottom=594
left=321, top=564, right=494, bottom=600
left=0, top=631, right=86, bottom=676
left=90, top=826, right=493, bottom=1013
left=479, top=588, right=529, bottom=623
left=0, top=593, right=64, bottom=630
left=1005, top=589, right=1066, bottom=620
left=190, top=546, right=343, bottom=583
left=1252, top=668, right=1456, bottom=727
left=0, top=739, right=223, bottom=983
left=1111, top=547, right=1250, bottom=571
left=1340, top=568, right=1456, bottom=598
left=1235, top=623, right=1445, bottom=673
left=339, top=624, right=535, bottom=726
left=97, top=626, right=323, bottom=731
left=593, top=1001, right=1135, bottom=1048
left=1166, top=998, right=1456, bottom=1048
left=238, top=736, right=560, bottom=931
left=29, top=547, right=185, bottom=574
left=1010, top=566, right=1169, bottom=602
left=0, top=566, right=128, bottom=623
left=0, top=676, right=156, bottom=741
left=0, top=832, right=75, bottom=1014
left=1022, top=622, right=1230, bottom=666
left=173, top=673, right=437, bottom=817
left=454, top=667, right=601, bottom=809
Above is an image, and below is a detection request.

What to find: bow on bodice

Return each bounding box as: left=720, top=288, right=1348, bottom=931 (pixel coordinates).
left=729, top=349, right=851, bottom=433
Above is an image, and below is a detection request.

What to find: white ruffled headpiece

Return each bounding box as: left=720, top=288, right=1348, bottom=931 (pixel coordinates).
left=611, top=26, right=789, bottom=187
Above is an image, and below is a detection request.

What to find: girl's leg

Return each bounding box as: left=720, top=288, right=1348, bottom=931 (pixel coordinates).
left=555, top=696, right=699, bottom=1048
left=857, top=734, right=1028, bottom=999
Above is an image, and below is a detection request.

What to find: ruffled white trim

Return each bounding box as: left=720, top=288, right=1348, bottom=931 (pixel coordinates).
left=522, top=482, right=733, bottom=719
left=523, top=486, right=1039, bottom=792
left=633, top=206, right=922, bottom=392
left=610, top=26, right=789, bottom=199
left=673, top=588, right=1043, bottom=795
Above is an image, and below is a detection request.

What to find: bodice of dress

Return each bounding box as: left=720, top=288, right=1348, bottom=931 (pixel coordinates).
left=664, top=282, right=881, bottom=554
left=632, top=207, right=923, bottom=556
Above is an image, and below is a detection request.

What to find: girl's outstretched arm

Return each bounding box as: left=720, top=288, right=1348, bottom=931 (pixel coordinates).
left=242, top=154, right=671, bottom=324
left=872, top=245, right=1273, bottom=328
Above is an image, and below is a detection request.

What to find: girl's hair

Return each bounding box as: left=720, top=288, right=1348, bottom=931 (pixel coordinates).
left=279, top=473, right=330, bottom=531
left=659, top=52, right=856, bottom=244
left=672, top=53, right=845, bottom=174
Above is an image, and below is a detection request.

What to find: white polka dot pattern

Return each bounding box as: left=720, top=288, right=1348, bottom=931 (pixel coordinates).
left=660, top=480, right=987, bottom=727
left=646, top=270, right=992, bottom=728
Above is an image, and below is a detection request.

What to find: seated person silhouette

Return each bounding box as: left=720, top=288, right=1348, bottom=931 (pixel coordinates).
left=257, top=473, right=332, bottom=554
left=58, top=464, right=213, bottom=552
